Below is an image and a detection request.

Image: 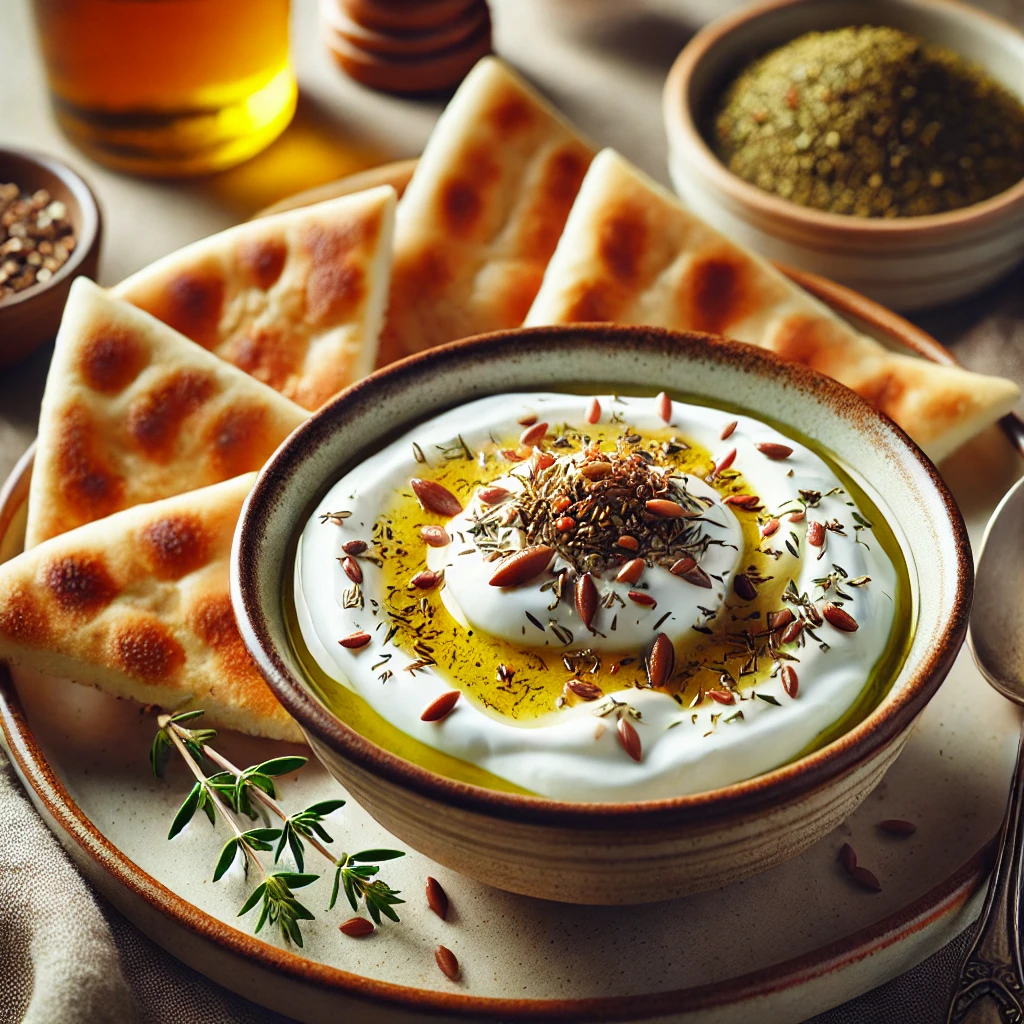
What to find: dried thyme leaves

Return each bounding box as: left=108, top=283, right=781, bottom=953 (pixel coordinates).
left=476, top=437, right=714, bottom=578
left=713, top=25, right=1024, bottom=217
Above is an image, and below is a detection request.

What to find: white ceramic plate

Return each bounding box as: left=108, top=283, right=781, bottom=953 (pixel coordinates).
left=1, top=273, right=1021, bottom=1024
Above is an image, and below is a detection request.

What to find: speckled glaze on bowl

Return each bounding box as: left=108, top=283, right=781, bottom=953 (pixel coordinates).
left=663, top=0, right=1024, bottom=311
left=232, top=326, right=972, bottom=905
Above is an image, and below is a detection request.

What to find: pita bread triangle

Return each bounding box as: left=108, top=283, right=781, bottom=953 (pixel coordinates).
left=25, top=278, right=308, bottom=550
left=376, top=56, right=596, bottom=367
left=112, top=185, right=396, bottom=410
left=525, top=149, right=1020, bottom=462
left=0, top=474, right=300, bottom=742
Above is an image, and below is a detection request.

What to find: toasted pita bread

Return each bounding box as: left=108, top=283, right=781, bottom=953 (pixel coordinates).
left=525, top=149, right=1020, bottom=461
left=25, top=279, right=308, bottom=550
left=376, top=57, right=595, bottom=366
left=0, top=475, right=300, bottom=742
left=113, top=186, right=396, bottom=410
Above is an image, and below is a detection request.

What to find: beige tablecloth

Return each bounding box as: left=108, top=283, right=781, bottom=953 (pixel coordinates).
left=1, top=1, right=1023, bottom=1021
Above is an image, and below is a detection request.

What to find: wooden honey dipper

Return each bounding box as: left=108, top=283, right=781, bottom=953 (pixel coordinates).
left=321, top=0, right=493, bottom=95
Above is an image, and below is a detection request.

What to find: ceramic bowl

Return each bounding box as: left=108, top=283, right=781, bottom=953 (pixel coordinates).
left=663, top=0, right=1024, bottom=312
left=0, top=147, right=102, bottom=368
left=232, top=325, right=971, bottom=905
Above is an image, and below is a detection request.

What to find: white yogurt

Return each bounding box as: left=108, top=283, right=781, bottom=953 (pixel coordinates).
left=295, top=393, right=904, bottom=802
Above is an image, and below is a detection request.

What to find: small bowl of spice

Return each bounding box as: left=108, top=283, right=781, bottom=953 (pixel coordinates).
left=0, top=148, right=101, bottom=368
left=663, top=0, right=1024, bottom=310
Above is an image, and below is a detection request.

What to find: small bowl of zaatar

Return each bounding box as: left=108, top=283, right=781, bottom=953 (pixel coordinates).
left=663, top=0, right=1024, bottom=311
left=0, top=147, right=101, bottom=368
left=232, top=324, right=971, bottom=905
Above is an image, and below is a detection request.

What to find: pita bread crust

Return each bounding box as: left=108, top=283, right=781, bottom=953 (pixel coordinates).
left=0, top=475, right=301, bottom=742
left=376, top=57, right=596, bottom=366
left=25, top=279, right=308, bottom=550
left=113, top=187, right=397, bottom=410
left=526, top=150, right=1019, bottom=461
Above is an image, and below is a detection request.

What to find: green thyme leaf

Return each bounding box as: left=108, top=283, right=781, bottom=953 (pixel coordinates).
left=238, top=882, right=267, bottom=917
left=304, top=799, right=346, bottom=817
left=167, top=783, right=202, bottom=839
left=329, top=865, right=343, bottom=910
left=170, top=709, right=207, bottom=725
left=149, top=730, right=172, bottom=778
left=213, top=838, right=239, bottom=881
left=288, top=827, right=304, bottom=871
left=273, top=872, right=319, bottom=888
left=256, top=756, right=308, bottom=777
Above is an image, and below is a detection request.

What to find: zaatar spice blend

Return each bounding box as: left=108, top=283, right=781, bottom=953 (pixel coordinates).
left=712, top=26, right=1024, bottom=217
left=0, top=184, right=76, bottom=300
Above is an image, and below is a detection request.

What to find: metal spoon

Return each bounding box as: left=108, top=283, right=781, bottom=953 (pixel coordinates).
left=948, top=474, right=1024, bottom=1022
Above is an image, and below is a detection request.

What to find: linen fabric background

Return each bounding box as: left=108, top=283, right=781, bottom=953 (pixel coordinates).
left=1, top=0, right=1022, bottom=1021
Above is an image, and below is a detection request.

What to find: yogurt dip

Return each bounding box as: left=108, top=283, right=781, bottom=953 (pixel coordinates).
left=292, top=392, right=912, bottom=802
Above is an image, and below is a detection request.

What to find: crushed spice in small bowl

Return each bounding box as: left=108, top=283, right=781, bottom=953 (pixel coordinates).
left=0, top=183, right=77, bottom=301
left=711, top=25, right=1024, bottom=218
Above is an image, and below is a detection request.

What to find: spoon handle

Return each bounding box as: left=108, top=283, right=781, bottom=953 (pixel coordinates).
left=947, top=719, right=1024, bottom=1022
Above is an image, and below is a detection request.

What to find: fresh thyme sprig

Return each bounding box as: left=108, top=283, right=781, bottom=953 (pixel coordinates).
left=156, top=713, right=317, bottom=947
left=151, top=711, right=405, bottom=945
left=330, top=850, right=406, bottom=925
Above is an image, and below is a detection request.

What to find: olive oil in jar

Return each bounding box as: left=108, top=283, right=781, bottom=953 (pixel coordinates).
left=32, top=0, right=297, bottom=177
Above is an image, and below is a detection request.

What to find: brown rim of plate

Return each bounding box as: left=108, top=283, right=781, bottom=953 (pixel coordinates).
left=234, top=324, right=973, bottom=829
left=0, top=277, right=992, bottom=1019
left=662, top=0, right=1024, bottom=243
left=0, top=659, right=997, bottom=1019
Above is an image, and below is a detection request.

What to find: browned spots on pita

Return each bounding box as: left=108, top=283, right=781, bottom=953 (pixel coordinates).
left=301, top=218, right=376, bottom=327
left=141, top=514, right=210, bottom=580
left=241, top=237, right=287, bottom=291
left=302, top=206, right=380, bottom=269
left=565, top=282, right=614, bottom=322
left=515, top=145, right=591, bottom=258
left=111, top=616, right=185, bottom=683
left=188, top=592, right=265, bottom=690
left=488, top=91, right=534, bottom=134
left=55, top=404, right=124, bottom=527
left=495, top=265, right=547, bottom=326
left=545, top=145, right=591, bottom=206
left=439, top=147, right=499, bottom=239
left=918, top=388, right=971, bottom=437
left=127, top=369, right=216, bottom=459
left=856, top=369, right=908, bottom=418
left=0, top=584, right=50, bottom=645
left=306, top=262, right=365, bottom=327
left=188, top=592, right=238, bottom=649
left=599, top=205, right=647, bottom=285
left=78, top=327, right=148, bottom=394
left=231, top=324, right=300, bottom=393
left=683, top=254, right=746, bottom=335
left=442, top=179, right=483, bottom=236
left=397, top=245, right=452, bottom=298
left=766, top=314, right=846, bottom=376
left=204, top=404, right=271, bottom=475
left=43, top=554, right=118, bottom=614
left=768, top=314, right=817, bottom=364
left=147, top=269, right=225, bottom=349
left=304, top=216, right=365, bottom=263
left=382, top=247, right=454, bottom=362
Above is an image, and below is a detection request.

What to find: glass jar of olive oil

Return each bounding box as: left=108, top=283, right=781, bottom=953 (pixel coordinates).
left=32, top=0, right=297, bottom=177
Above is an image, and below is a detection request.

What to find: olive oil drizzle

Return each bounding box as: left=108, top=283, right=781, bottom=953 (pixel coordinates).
left=287, top=389, right=915, bottom=793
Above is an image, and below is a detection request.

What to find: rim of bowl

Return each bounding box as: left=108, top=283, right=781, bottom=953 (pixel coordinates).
left=663, top=0, right=1024, bottom=242
left=0, top=146, right=101, bottom=310
left=233, top=325, right=973, bottom=827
